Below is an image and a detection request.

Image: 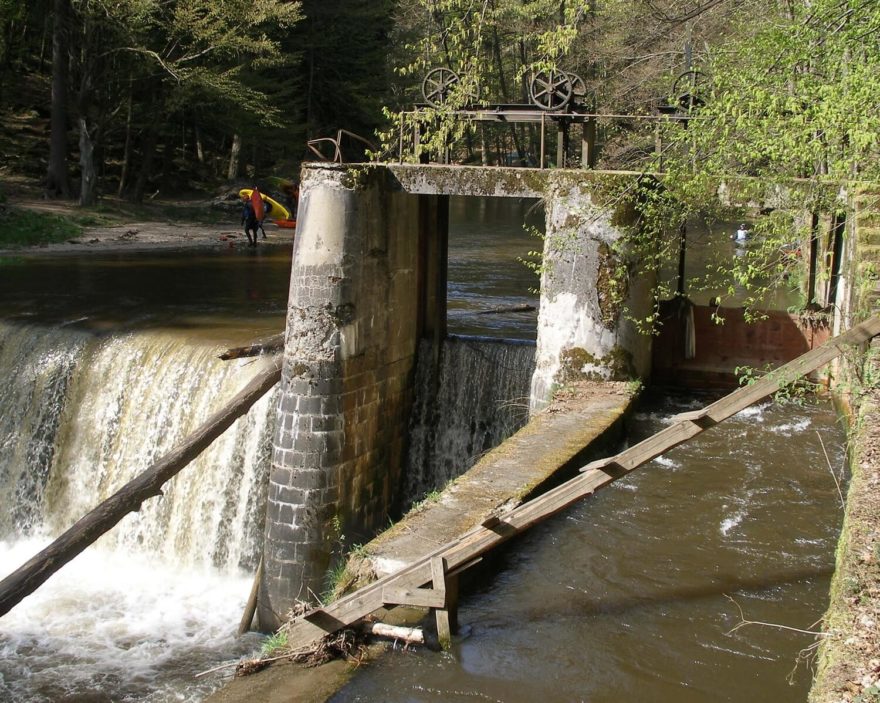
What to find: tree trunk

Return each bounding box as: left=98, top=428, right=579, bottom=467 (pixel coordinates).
left=46, top=0, right=71, bottom=199
left=131, top=126, right=159, bottom=203
left=117, top=88, right=133, bottom=196
left=195, top=124, right=205, bottom=164
left=227, top=133, right=242, bottom=180
left=78, top=116, right=98, bottom=206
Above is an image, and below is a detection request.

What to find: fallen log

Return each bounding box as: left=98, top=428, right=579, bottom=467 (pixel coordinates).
left=0, top=358, right=282, bottom=618
left=473, top=304, right=536, bottom=315
left=363, top=622, right=425, bottom=646
left=219, top=333, right=285, bottom=360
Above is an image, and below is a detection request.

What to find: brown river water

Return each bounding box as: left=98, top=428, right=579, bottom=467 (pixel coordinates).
left=0, top=197, right=841, bottom=702
left=332, top=393, right=845, bottom=702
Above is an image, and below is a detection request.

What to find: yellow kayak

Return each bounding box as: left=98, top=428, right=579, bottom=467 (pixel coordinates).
left=238, top=189, right=291, bottom=220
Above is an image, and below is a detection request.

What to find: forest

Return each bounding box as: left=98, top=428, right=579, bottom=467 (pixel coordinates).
left=0, top=0, right=877, bottom=206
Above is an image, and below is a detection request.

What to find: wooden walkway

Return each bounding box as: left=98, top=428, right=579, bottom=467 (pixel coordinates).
left=286, top=315, right=880, bottom=651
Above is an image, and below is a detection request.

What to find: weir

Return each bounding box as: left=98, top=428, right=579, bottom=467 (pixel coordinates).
left=258, top=163, right=656, bottom=629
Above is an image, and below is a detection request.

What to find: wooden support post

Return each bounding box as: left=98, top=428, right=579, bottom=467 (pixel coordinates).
left=431, top=556, right=457, bottom=650
left=413, top=121, right=421, bottom=161
left=238, top=556, right=263, bottom=635
left=539, top=114, right=545, bottom=169
left=556, top=121, right=565, bottom=168
left=582, top=117, right=596, bottom=169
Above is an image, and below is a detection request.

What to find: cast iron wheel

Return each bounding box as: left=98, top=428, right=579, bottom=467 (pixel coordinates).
left=529, top=70, right=574, bottom=111
left=422, top=67, right=461, bottom=107
left=567, top=72, right=587, bottom=98
left=672, top=70, right=706, bottom=111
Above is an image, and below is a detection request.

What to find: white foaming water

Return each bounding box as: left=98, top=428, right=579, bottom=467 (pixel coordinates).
left=653, top=455, right=680, bottom=470
left=0, top=536, right=260, bottom=703
left=771, top=418, right=812, bottom=435
left=720, top=512, right=745, bottom=535
left=733, top=402, right=769, bottom=420
left=0, top=322, right=276, bottom=701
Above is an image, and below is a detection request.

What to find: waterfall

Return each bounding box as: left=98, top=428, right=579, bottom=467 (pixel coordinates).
left=0, top=320, right=277, bottom=572
left=404, top=335, right=536, bottom=504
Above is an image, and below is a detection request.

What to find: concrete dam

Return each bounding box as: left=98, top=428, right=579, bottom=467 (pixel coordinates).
left=257, top=163, right=658, bottom=629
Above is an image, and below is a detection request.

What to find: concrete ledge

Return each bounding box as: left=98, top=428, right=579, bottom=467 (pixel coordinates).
left=337, top=381, right=636, bottom=590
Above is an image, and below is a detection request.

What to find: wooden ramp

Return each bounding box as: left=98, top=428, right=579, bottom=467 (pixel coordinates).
left=285, top=315, right=880, bottom=651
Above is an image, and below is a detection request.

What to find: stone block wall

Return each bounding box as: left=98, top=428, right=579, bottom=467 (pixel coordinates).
left=259, top=165, right=441, bottom=629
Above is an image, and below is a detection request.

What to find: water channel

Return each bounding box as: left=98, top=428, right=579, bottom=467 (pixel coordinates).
left=334, top=394, right=845, bottom=702
left=0, top=196, right=842, bottom=702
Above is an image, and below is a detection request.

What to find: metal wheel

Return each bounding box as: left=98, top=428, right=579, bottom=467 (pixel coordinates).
left=672, top=70, right=706, bottom=111
left=566, top=72, right=587, bottom=98
left=422, top=67, right=461, bottom=107
left=529, top=70, right=574, bottom=111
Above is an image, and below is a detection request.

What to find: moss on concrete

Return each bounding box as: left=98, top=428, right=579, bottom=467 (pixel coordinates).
left=596, top=242, right=627, bottom=328
left=559, top=345, right=636, bottom=382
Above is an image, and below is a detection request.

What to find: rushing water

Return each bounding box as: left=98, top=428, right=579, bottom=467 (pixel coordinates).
left=0, top=200, right=541, bottom=701
left=0, top=197, right=839, bottom=702
left=333, top=393, right=847, bottom=702
left=403, top=336, right=536, bottom=504
left=0, top=248, right=293, bottom=702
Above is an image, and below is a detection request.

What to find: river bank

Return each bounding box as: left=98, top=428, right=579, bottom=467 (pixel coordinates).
left=809, top=336, right=880, bottom=703
left=0, top=177, right=293, bottom=256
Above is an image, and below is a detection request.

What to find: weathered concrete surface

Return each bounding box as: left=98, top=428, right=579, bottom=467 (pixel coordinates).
left=338, top=381, right=635, bottom=587
left=531, top=178, right=654, bottom=410
left=204, top=655, right=359, bottom=703
left=388, top=163, right=545, bottom=198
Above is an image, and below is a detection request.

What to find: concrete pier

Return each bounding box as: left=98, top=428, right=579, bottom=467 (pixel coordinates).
left=258, top=166, right=446, bottom=629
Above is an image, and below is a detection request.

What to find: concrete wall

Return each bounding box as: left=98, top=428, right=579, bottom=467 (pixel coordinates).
left=258, top=165, right=444, bottom=629
left=530, top=175, right=654, bottom=409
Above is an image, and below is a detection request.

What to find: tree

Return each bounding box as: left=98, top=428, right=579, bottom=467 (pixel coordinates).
left=655, top=0, right=880, bottom=315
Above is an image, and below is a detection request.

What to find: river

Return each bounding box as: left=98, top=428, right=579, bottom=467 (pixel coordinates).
left=0, top=197, right=840, bottom=701
left=333, top=393, right=846, bottom=702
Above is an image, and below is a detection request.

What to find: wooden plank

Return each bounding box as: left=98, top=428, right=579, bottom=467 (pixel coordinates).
left=382, top=585, right=445, bottom=609
left=285, top=316, right=880, bottom=650
left=432, top=557, right=454, bottom=650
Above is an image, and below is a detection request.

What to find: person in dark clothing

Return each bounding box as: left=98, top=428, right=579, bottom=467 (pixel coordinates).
left=241, top=197, right=259, bottom=247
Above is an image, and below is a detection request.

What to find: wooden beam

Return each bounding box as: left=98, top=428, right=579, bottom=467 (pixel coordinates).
left=382, top=585, right=446, bottom=609
left=0, top=359, right=283, bottom=617
left=284, top=316, right=880, bottom=651
left=432, top=557, right=456, bottom=650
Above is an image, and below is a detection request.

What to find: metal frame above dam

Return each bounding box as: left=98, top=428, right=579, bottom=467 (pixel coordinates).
left=257, top=163, right=656, bottom=630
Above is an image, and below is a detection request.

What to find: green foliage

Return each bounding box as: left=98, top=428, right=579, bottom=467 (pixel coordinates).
left=320, top=560, right=351, bottom=605
left=734, top=363, right=820, bottom=406
left=378, top=0, right=595, bottom=160
left=0, top=207, right=84, bottom=246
